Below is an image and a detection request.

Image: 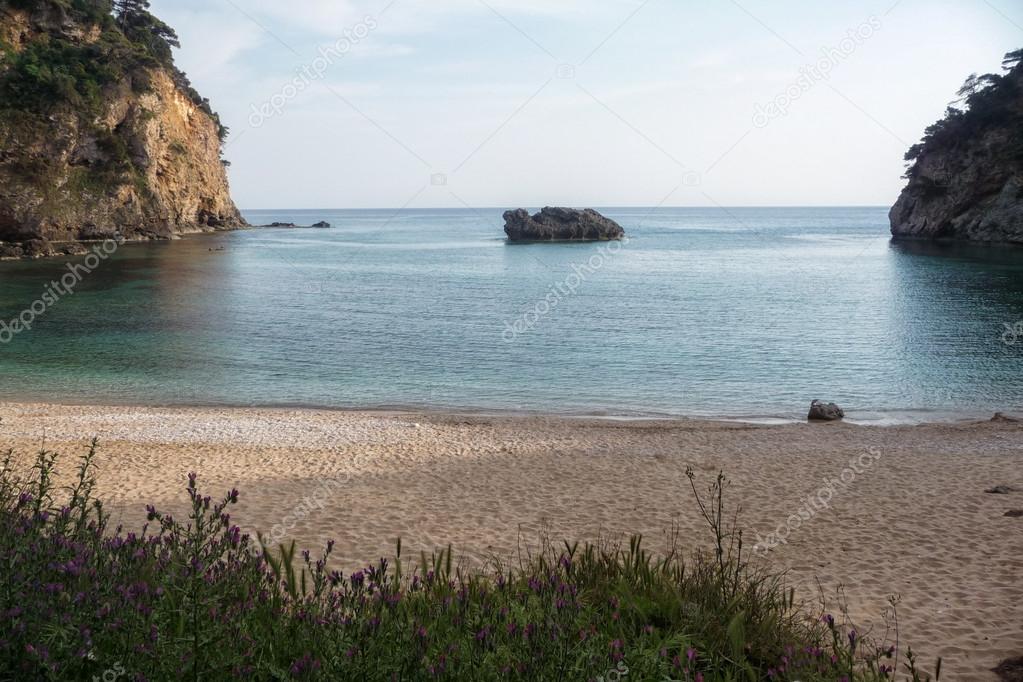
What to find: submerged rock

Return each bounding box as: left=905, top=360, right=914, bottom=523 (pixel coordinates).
left=503, top=207, right=625, bottom=242
left=807, top=400, right=844, bottom=422
left=312, top=221, right=332, bottom=228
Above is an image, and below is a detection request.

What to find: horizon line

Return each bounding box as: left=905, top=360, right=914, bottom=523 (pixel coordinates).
left=240, top=204, right=893, bottom=212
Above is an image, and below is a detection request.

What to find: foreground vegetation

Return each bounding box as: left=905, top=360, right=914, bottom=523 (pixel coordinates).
left=0, top=441, right=941, bottom=680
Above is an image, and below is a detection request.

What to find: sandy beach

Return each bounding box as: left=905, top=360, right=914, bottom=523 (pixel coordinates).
left=2, top=402, right=1021, bottom=679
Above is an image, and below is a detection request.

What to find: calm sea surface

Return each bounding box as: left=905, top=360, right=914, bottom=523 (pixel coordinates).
left=1, top=207, right=1022, bottom=422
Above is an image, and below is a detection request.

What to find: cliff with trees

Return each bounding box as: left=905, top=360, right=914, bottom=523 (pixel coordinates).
left=890, top=49, right=1023, bottom=243
left=0, top=0, right=244, bottom=258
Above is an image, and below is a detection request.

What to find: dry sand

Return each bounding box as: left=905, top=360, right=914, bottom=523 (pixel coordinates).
left=2, top=402, right=1021, bottom=679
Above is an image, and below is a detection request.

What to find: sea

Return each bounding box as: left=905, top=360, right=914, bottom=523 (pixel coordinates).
left=1, top=207, right=1022, bottom=423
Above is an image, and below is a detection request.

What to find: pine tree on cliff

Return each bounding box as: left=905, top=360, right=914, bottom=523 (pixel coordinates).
left=113, top=0, right=143, bottom=21
left=113, top=0, right=180, bottom=64
left=902, top=49, right=1023, bottom=176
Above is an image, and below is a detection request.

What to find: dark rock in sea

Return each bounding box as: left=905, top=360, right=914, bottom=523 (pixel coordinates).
left=1, top=239, right=92, bottom=260
left=991, top=412, right=1020, bottom=423
left=15, top=239, right=49, bottom=259
left=993, top=656, right=1023, bottom=682
left=985, top=485, right=1019, bottom=494
left=890, top=50, right=1023, bottom=243
left=503, top=207, right=625, bottom=242
left=807, top=400, right=844, bottom=422
left=0, top=241, right=33, bottom=259
left=262, top=221, right=332, bottom=229
left=1005, top=510, right=1023, bottom=518
left=59, top=243, right=89, bottom=257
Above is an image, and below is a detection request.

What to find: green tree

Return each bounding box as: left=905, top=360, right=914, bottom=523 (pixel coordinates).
left=904, top=48, right=1023, bottom=171
left=113, top=0, right=180, bottom=63
left=113, top=0, right=148, bottom=26
left=954, top=73, right=996, bottom=102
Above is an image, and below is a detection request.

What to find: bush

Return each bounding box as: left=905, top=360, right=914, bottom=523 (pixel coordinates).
left=0, top=444, right=940, bottom=681
left=0, top=40, right=117, bottom=115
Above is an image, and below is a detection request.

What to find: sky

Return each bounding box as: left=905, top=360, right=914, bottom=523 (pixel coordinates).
left=150, top=0, right=1023, bottom=210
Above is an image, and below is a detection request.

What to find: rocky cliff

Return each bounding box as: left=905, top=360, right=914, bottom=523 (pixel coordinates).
left=890, top=50, right=1023, bottom=243
left=0, top=0, right=244, bottom=258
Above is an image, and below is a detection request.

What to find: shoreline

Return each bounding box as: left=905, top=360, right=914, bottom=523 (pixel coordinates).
left=0, top=224, right=251, bottom=261
left=1, top=397, right=1016, bottom=427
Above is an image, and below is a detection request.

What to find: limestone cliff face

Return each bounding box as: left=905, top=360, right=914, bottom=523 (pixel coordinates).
left=0, top=1, right=244, bottom=257
left=890, top=53, right=1023, bottom=244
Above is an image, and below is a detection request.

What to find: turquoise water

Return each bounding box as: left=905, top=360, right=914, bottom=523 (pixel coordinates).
left=1, top=207, right=1022, bottom=421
